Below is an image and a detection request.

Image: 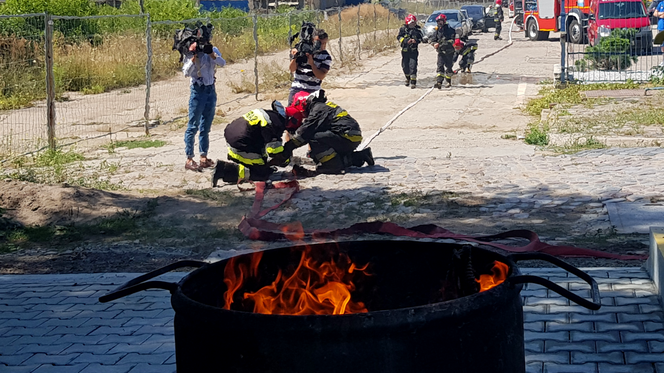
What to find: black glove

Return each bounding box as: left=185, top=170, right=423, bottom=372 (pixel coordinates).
left=268, top=152, right=290, bottom=167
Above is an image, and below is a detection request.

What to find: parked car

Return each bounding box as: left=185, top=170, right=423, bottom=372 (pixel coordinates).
left=422, top=9, right=474, bottom=42
left=587, top=0, right=653, bottom=54
left=461, top=5, right=491, bottom=32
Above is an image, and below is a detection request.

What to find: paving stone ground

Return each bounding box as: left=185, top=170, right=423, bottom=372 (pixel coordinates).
left=1, top=267, right=664, bottom=372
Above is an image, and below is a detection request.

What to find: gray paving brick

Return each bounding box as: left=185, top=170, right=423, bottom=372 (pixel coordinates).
left=105, top=303, right=152, bottom=312
left=31, top=364, right=88, bottom=373
left=16, top=344, right=72, bottom=354
left=597, top=341, right=648, bottom=353
left=522, top=289, right=548, bottom=298
left=80, top=318, right=129, bottom=328
left=23, top=353, right=81, bottom=366
left=528, top=298, right=569, bottom=306
left=645, top=321, right=664, bottom=332
left=636, top=290, right=658, bottom=297
left=131, top=326, right=174, bottom=336
left=600, top=298, right=617, bottom=306
left=597, top=322, right=644, bottom=332
left=164, top=355, right=175, bottom=365
left=32, top=310, right=79, bottom=318
left=71, top=353, right=126, bottom=365
left=39, top=319, right=90, bottom=328
left=0, top=335, right=21, bottom=346
left=126, top=363, right=176, bottom=373
left=70, top=304, right=113, bottom=312
left=545, top=341, right=595, bottom=353
left=571, top=331, right=620, bottom=342
left=79, top=363, right=134, bottom=373
left=116, top=352, right=173, bottom=365
left=14, top=335, right=63, bottom=345
left=16, top=292, right=56, bottom=298
left=571, top=313, right=616, bottom=323
left=549, top=305, right=597, bottom=313
left=614, top=284, right=656, bottom=291
left=21, top=297, right=68, bottom=306
left=524, top=305, right=548, bottom=314
left=526, top=331, right=569, bottom=342
left=53, top=291, right=98, bottom=298
left=153, top=310, right=174, bottom=319
left=598, top=363, right=655, bottom=373
left=61, top=343, right=117, bottom=354
left=97, top=334, right=152, bottom=345
left=0, top=305, right=31, bottom=313
left=152, top=342, right=175, bottom=355
left=547, top=322, right=594, bottom=332
left=0, top=354, right=32, bottom=365
left=55, top=334, right=108, bottom=345
left=123, top=317, right=172, bottom=327
left=116, top=310, right=166, bottom=319
left=107, top=343, right=164, bottom=355
left=525, top=313, right=567, bottom=323
left=1, top=343, right=28, bottom=355
left=0, top=312, right=42, bottom=320
left=4, top=327, right=56, bottom=337
left=526, top=340, right=545, bottom=353
left=572, top=352, right=624, bottom=364
left=623, top=332, right=664, bottom=342
left=544, top=363, right=598, bottom=373
left=89, top=326, right=141, bottom=336
left=142, top=334, right=174, bottom=344
left=74, top=310, right=122, bottom=319
left=649, top=341, right=664, bottom=352
left=641, top=305, right=664, bottom=314
left=528, top=352, right=571, bottom=364
left=615, top=297, right=659, bottom=306
left=525, top=322, right=545, bottom=332
left=626, top=352, right=664, bottom=364
left=0, top=365, right=41, bottom=373
left=619, top=313, right=663, bottom=323
left=45, top=326, right=98, bottom=337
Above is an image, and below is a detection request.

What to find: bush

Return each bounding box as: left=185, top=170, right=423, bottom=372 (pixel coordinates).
left=524, top=122, right=549, bottom=146
left=575, top=29, right=638, bottom=71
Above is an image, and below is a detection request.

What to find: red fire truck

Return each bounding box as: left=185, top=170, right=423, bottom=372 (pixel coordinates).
left=522, top=0, right=591, bottom=43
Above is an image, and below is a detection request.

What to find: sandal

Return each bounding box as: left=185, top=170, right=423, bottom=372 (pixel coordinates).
left=185, top=160, right=201, bottom=172
left=199, top=158, right=215, bottom=169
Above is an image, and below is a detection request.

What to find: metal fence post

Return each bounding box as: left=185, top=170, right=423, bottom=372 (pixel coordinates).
left=288, top=11, right=292, bottom=47
left=144, top=13, right=152, bottom=135
left=253, top=14, right=259, bottom=100
left=139, top=0, right=145, bottom=14
left=373, top=3, right=377, bottom=46
left=338, top=6, right=343, bottom=64
left=356, top=4, right=361, bottom=60
left=45, top=13, right=56, bottom=151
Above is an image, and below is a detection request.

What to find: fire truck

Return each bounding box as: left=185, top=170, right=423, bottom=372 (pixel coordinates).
left=522, top=0, right=590, bottom=43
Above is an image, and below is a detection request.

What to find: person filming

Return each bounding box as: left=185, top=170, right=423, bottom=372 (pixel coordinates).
left=288, top=29, right=332, bottom=105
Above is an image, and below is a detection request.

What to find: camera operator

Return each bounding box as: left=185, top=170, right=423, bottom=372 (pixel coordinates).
left=182, top=41, right=226, bottom=172
left=288, top=29, right=332, bottom=106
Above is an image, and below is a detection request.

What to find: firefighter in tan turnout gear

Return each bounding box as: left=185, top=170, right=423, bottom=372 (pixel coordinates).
left=283, top=90, right=374, bottom=175
left=430, top=14, right=457, bottom=89
left=397, top=14, right=424, bottom=89
left=212, top=101, right=291, bottom=186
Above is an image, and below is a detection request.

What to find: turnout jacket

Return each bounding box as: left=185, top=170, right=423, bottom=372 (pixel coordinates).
left=397, top=25, right=423, bottom=52
left=224, top=109, right=287, bottom=165
left=493, top=5, right=504, bottom=21
left=291, top=101, right=362, bottom=148
left=430, top=24, right=457, bottom=55
left=454, top=41, right=478, bottom=61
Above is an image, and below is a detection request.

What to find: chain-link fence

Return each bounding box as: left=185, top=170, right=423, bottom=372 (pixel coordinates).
left=563, top=5, right=664, bottom=83
left=0, top=5, right=402, bottom=161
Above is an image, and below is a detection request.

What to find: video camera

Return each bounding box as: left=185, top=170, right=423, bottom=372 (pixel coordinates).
left=173, top=22, right=214, bottom=63
left=289, top=21, right=321, bottom=64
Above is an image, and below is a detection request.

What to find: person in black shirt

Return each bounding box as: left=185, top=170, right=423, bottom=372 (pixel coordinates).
left=397, top=14, right=423, bottom=89
left=430, top=14, right=457, bottom=89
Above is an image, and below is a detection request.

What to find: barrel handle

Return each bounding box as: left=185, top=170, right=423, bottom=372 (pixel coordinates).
left=99, top=260, right=206, bottom=303
left=507, top=252, right=601, bottom=310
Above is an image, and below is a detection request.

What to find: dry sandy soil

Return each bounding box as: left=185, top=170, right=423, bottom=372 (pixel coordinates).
left=0, top=26, right=655, bottom=273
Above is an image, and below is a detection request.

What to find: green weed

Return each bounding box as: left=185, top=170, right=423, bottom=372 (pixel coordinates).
left=105, top=139, right=167, bottom=151
left=524, top=123, right=549, bottom=146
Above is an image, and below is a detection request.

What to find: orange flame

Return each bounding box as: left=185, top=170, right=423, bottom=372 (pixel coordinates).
left=476, top=261, right=509, bottom=292
left=223, top=247, right=370, bottom=315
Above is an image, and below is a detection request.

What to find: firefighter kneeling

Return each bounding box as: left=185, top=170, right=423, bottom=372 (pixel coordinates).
left=212, top=101, right=290, bottom=186
left=453, top=38, right=478, bottom=73
left=284, top=90, right=374, bottom=175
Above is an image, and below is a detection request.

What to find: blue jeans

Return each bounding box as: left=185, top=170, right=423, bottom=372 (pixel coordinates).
left=184, top=84, right=217, bottom=159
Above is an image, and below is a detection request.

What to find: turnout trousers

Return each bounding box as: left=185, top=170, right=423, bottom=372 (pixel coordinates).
left=401, top=50, right=419, bottom=83
left=436, top=52, right=454, bottom=84
left=309, top=131, right=360, bottom=174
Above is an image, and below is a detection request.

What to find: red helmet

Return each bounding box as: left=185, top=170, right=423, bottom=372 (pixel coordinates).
left=496, top=0, right=502, bottom=4
left=453, top=38, right=464, bottom=49
left=405, top=14, right=416, bottom=25
left=285, top=91, right=310, bottom=130
left=436, top=14, right=447, bottom=23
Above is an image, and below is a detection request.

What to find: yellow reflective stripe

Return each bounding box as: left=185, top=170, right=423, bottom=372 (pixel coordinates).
left=436, top=73, right=444, bottom=77
left=242, top=109, right=269, bottom=127
left=399, top=37, right=405, bottom=43
left=336, top=110, right=348, bottom=118
left=266, top=145, right=284, bottom=155
left=343, top=134, right=362, bottom=142
left=227, top=148, right=265, bottom=165
left=326, top=102, right=338, bottom=108
left=319, top=152, right=337, bottom=164
left=238, top=164, right=246, bottom=180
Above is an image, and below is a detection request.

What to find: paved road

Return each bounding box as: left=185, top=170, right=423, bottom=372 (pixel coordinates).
left=2, top=267, right=664, bottom=372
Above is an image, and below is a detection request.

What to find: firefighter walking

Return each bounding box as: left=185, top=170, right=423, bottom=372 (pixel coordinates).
left=453, top=38, right=478, bottom=73
left=212, top=101, right=291, bottom=186
left=397, top=14, right=423, bottom=89
left=493, top=0, right=505, bottom=40
left=283, top=90, right=374, bottom=175
left=430, top=14, right=457, bottom=89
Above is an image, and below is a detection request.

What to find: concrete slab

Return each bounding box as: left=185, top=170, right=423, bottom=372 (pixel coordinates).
left=606, top=202, right=664, bottom=234
left=647, top=227, right=664, bottom=307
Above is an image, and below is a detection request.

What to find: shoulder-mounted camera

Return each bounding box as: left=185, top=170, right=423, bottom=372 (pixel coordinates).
left=289, top=21, right=321, bottom=64
left=173, top=22, right=214, bottom=62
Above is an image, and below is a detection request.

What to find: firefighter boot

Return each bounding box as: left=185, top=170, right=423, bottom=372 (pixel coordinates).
left=494, top=33, right=502, bottom=40
left=444, top=77, right=452, bottom=88
left=351, top=148, right=375, bottom=167
left=410, top=77, right=417, bottom=89
left=466, top=65, right=472, bottom=73
left=317, top=155, right=346, bottom=175
left=212, top=161, right=241, bottom=186
left=434, top=77, right=443, bottom=89
left=405, top=75, right=411, bottom=86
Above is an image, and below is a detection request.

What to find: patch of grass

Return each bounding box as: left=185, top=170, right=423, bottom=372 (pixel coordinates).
left=552, top=136, right=607, bottom=154
left=105, top=139, right=167, bottom=152
left=81, top=84, right=105, bottom=95
left=33, top=148, right=85, bottom=167
left=524, top=122, right=549, bottom=146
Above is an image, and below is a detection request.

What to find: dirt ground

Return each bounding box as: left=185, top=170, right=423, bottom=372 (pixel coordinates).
left=0, top=26, right=657, bottom=274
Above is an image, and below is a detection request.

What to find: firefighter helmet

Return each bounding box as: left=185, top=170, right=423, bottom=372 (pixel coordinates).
left=496, top=0, right=502, bottom=4
left=405, top=14, right=417, bottom=25
left=453, top=38, right=464, bottom=49
left=436, top=14, right=447, bottom=23
left=285, top=91, right=309, bottom=130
